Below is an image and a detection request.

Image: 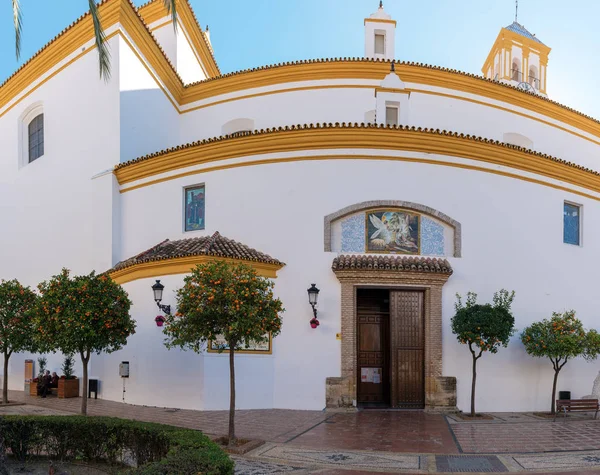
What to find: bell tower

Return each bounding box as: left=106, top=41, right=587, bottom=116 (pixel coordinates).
left=482, top=5, right=551, bottom=96
left=365, top=1, right=396, bottom=60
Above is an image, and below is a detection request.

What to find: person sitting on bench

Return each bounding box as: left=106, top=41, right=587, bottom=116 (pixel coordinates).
left=49, top=372, right=59, bottom=389
left=40, top=371, right=52, bottom=398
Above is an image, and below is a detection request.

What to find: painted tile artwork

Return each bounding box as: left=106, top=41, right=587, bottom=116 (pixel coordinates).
left=421, top=217, right=444, bottom=256
left=184, top=185, right=205, bottom=231
left=366, top=210, right=420, bottom=254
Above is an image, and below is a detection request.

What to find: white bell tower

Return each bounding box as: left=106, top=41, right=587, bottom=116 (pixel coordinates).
left=364, top=1, right=396, bottom=60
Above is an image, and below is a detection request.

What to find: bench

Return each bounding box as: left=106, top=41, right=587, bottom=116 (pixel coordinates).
left=554, top=399, right=599, bottom=421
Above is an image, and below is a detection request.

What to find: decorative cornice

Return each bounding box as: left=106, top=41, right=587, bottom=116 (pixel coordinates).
left=332, top=255, right=453, bottom=275
left=114, top=124, right=600, bottom=199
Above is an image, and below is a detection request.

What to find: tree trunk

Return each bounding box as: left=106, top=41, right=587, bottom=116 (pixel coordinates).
left=228, top=346, right=236, bottom=446
left=2, top=350, right=9, bottom=404
left=551, top=367, right=560, bottom=415
left=471, top=353, right=477, bottom=417
left=80, top=351, right=90, bottom=416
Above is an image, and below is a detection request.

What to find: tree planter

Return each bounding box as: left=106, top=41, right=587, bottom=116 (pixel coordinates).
left=58, top=378, right=79, bottom=398
left=29, top=381, right=40, bottom=397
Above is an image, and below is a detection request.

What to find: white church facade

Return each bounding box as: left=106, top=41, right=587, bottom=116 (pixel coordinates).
left=2, top=0, right=600, bottom=413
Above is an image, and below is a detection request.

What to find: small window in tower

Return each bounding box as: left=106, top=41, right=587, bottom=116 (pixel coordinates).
left=374, top=34, right=385, bottom=55
left=28, top=113, right=44, bottom=162
left=385, top=106, right=398, bottom=126
left=563, top=202, right=581, bottom=246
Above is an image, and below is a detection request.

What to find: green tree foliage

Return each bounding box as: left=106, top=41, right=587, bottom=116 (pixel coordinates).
left=35, top=269, right=135, bottom=415
left=61, top=354, right=75, bottom=380
left=164, top=261, right=284, bottom=445
left=452, top=290, right=516, bottom=416
left=0, top=279, right=38, bottom=404
left=11, top=1, right=177, bottom=79
left=521, top=311, right=600, bottom=414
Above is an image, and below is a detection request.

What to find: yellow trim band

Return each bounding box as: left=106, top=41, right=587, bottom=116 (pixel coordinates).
left=114, top=127, right=600, bottom=200
left=109, top=255, right=283, bottom=284
left=364, top=18, right=397, bottom=26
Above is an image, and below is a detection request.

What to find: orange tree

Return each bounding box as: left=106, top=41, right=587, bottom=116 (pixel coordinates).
left=0, top=280, right=38, bottom=404
left=35, top=269, right=135, bottom=415
left=521, top=311, right=600, bottom=414
left=452, top=290, right=516, bottom=417
left=163, top=261, right=284, bottom=445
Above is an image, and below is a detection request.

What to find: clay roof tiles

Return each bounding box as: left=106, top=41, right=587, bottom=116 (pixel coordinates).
left=332, top=255, right=453, bottom=274
left=110, top=231, right=284, bottom=273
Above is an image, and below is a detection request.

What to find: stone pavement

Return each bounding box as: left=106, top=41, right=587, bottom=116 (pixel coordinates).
left=5, top=391, right=600, bottom=473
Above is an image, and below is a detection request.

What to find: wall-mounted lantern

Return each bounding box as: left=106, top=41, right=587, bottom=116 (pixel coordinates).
left=151, top=280, right=171, bottom=315
left=307, top=283, right=320, bottom=329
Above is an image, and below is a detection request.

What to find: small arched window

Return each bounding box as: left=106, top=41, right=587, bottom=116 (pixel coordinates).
left=221, top=118, right=255, bottom=136
left=511, top=59, right=521, bottom=82
left=28, top=113, right=44, bottom=162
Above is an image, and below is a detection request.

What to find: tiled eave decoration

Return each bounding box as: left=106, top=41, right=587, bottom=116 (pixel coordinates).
left=109, top=231, right=285, bottom=284
left=332, top=255, right=453, bottom=275
left=115, top=122, right=600, bottom=180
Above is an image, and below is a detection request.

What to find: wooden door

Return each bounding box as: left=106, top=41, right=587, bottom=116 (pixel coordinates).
left=356, top=289, right=390, bottom=406
left=390, top=291, right=425, bottom=408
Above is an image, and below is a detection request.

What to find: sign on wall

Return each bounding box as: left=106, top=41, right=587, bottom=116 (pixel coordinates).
left=365, top=210, right=420, bottom=254
left=208, top=333, right=272, bottom=354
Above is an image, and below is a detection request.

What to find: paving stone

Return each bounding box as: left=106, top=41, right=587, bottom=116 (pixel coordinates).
left=435, top=455, right=508, bottom=472
left=254, top=444, right=421, bottom=470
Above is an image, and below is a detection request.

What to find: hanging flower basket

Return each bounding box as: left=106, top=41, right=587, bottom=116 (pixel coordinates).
left=155, top=315, right=166, bottom=327
left=310, top=317, right=320, bottom=329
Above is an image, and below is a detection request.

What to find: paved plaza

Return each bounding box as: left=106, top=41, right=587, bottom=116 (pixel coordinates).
left=4, top=391, right=600, bottom=473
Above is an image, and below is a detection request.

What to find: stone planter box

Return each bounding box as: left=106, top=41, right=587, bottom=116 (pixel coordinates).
left=58, top=378, right=79, bottom=398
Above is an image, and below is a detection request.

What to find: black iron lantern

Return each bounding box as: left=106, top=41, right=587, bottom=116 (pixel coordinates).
left=151, top=280, right=171, bottom=315
left=307, top=284, right=320, bottom=329
left=307, top=284, right=320, bottom=307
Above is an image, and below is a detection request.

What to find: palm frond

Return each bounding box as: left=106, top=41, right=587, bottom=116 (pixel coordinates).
left=88, top=0, right=111, bottom=80
left=163, top=0, right=177, bottom=31
left=12, top=0, right=23, bottom=60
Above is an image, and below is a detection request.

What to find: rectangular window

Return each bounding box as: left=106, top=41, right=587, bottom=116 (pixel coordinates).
left=374, top=34, right=385, bottom=55
left=563, top=202, right=581, bottom=245
left=184, top=185, right=205, bottom=232
left=385, top=106, right=398, bottom=126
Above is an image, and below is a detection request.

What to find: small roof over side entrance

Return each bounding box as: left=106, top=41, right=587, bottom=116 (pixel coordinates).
left=109, top=231, right=285, bottom=284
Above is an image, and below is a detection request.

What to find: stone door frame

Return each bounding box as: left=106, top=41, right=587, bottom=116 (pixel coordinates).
left=327, top=268, right=456, bottom=411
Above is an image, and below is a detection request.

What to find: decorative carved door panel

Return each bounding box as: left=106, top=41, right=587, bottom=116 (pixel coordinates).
left=356, top=289, right=390, bottom=406
left=390, top=290, right=425, bottom=408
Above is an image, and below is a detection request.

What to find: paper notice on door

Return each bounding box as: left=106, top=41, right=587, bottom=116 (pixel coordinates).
left=373, top=369, right=381, bottom=384
left=361, top=367, right=369, bottom=382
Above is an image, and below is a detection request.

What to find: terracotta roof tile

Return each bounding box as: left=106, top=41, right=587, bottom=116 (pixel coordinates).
left=113, top=123, right=600, bottom=181
left=110, top=231, right=284, bottom=273
left=332, top=255, right=453, bottom=274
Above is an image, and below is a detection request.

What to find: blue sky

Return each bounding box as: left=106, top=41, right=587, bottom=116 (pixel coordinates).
left=1, top=1, right=599, bottom=118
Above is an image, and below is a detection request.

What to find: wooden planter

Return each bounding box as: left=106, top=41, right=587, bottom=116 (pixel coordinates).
left=29, top=381, right=40, bottom=396
left=58, top=378, right=79, bottom=398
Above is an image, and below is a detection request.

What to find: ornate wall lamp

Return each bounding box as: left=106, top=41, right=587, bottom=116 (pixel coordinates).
left=151, top=280, right=171, bottom=316
left=307, top=283, right=320, bottom=328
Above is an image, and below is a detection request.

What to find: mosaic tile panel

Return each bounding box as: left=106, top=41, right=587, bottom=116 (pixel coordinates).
left=342, top=213, right=446, bottom=255
left=512, top=451, right=600, bottom=471
left=341, top=215, right=365, bottom=253
left=421, top=216, right=445, bottom=256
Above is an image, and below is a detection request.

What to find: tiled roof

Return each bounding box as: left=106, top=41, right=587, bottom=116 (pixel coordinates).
left=110, top=232, right=284, bottom=272
left=332, top=255, right=453, bottom=274
left=114, top=123, right=600, bottom=182
left=505, top=21, right=544, bottom=45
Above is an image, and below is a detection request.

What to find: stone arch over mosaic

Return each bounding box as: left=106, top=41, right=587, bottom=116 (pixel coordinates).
left=324, top=200, right=462, bottom=257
